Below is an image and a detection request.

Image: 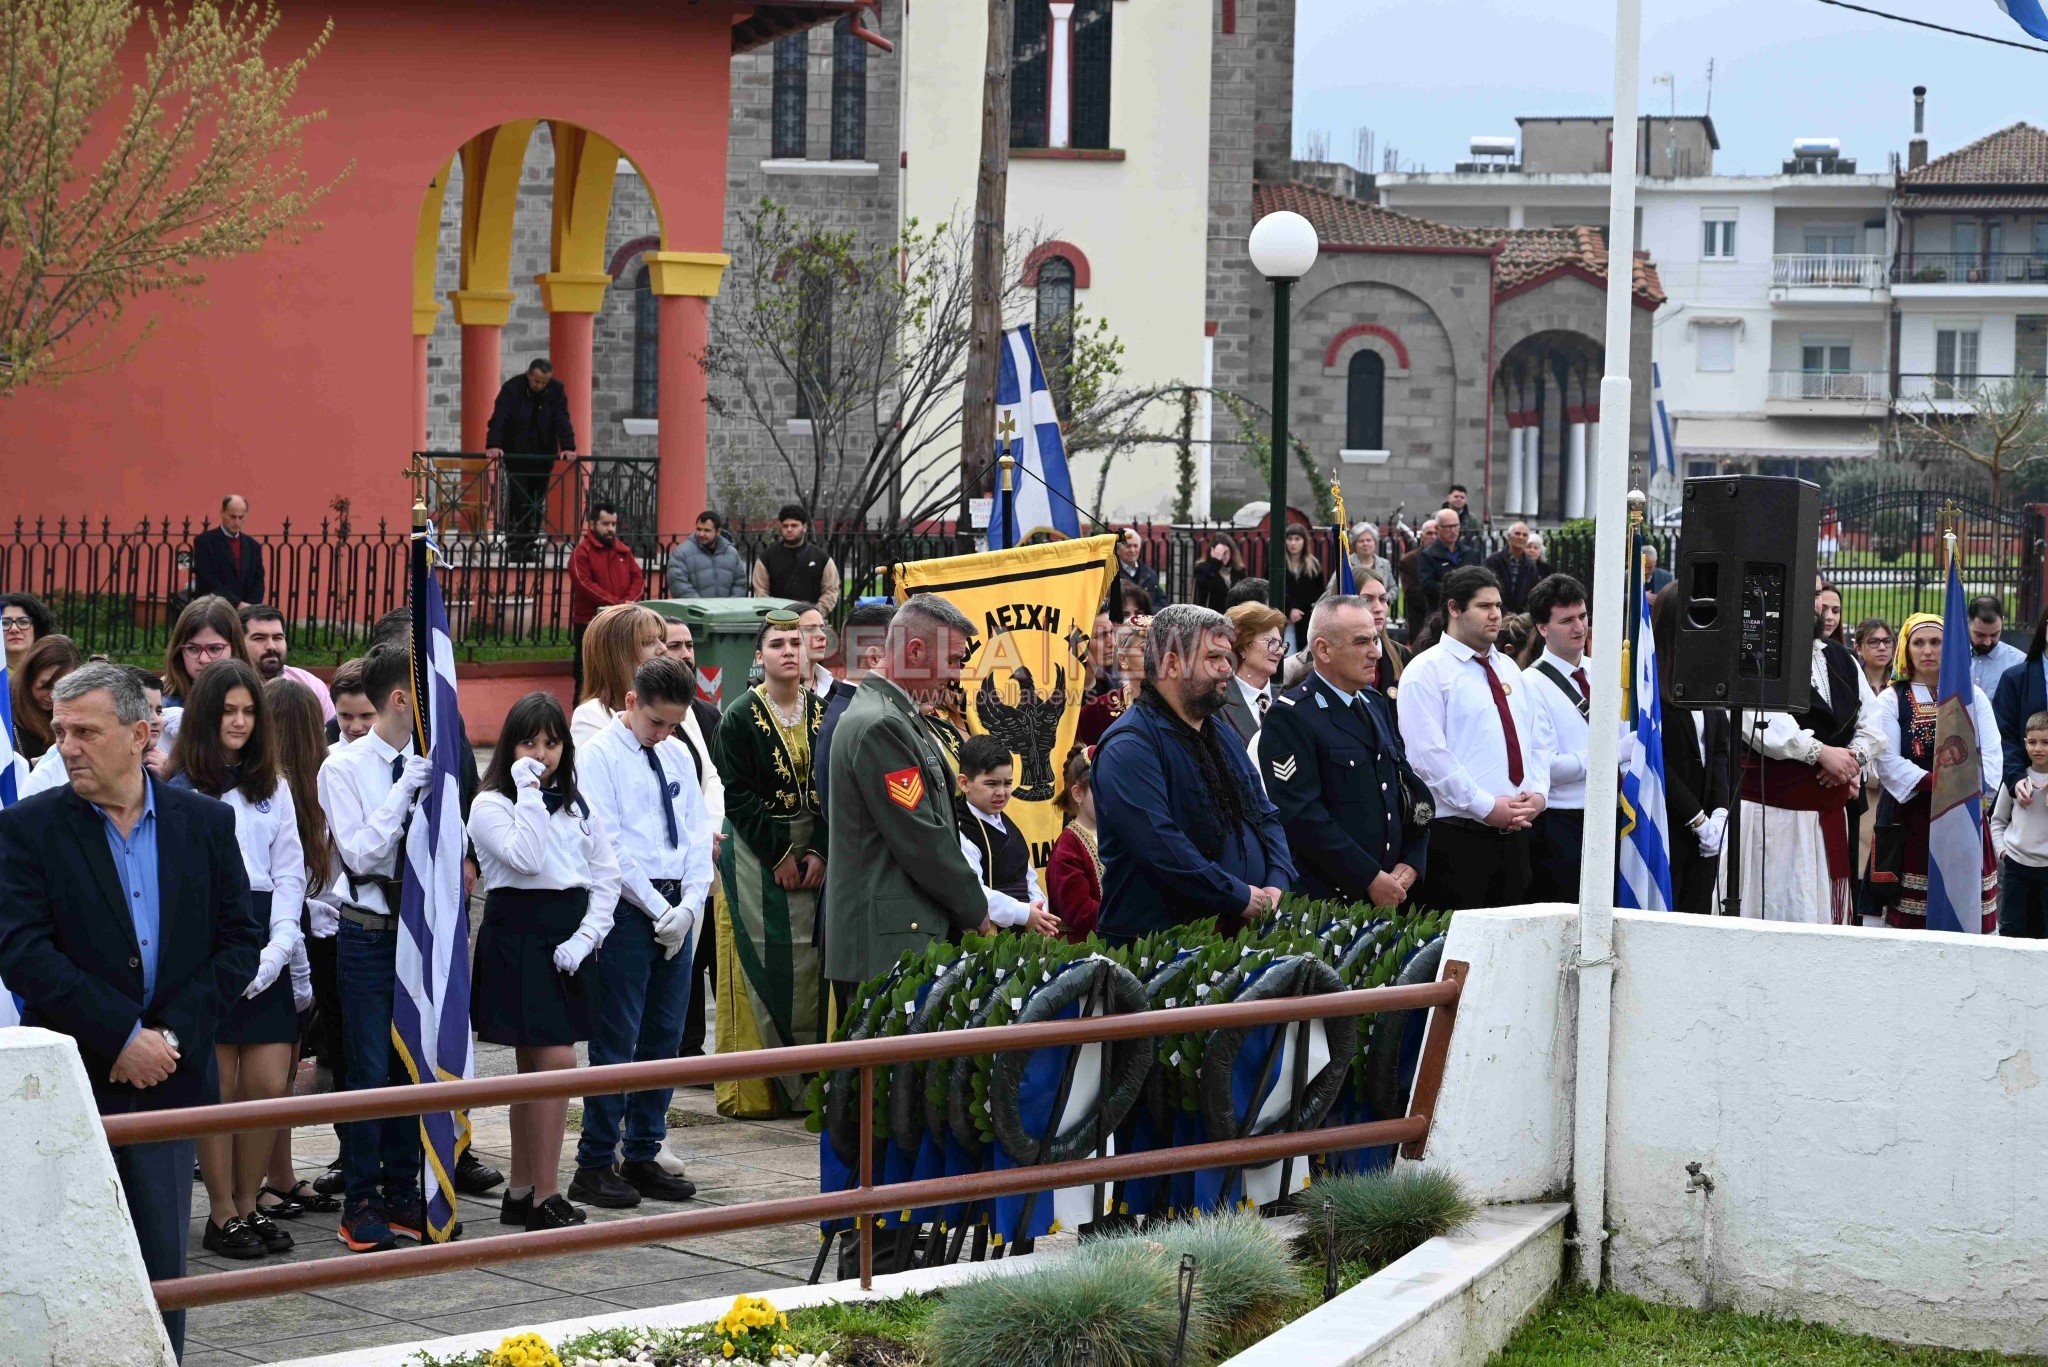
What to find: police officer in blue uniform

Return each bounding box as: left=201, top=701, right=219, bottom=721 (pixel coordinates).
left=1259, top=595, right=1429, bottom=906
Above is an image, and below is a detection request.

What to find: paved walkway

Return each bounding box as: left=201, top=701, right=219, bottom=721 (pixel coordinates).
left=182, top=1042, right=825, bottom=1367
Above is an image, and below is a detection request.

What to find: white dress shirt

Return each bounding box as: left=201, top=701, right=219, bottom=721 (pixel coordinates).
left=1236, top=675, right=1272, bottom=720
left=1740, top=642, right=1885, bottom=770
left=1871, top=680, right=2001, bottom=802
left=569, top=696, right=614, bottom=748
left=957, top=805, right=1042, bottom=927
left=1526, top=649, right=1592, bottom=812
left=467, top=787, right=623, bottom=945
left=20, top=746, right=67, bottom=798
left=811, top=666, right=836, bottom=699
left=579, top=716, right=714, bottom=918
left=220, top=781, right=307, bottom=962
left=318, top=729, right=416, bottom=916
left=1397, top=634, right=1553, bottom=822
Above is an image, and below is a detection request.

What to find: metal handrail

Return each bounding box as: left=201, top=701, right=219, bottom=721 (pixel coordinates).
left=105, top=968, right=1468, bottom=1310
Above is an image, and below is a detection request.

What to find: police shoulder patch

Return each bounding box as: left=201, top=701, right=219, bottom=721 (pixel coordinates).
left=1271, top=755, right=1299, bottom=783
left=884, top=765, right=924, bottom=811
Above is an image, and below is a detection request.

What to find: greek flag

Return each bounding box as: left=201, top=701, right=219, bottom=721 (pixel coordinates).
left=988, top=323, right=1081, bottom=549
left=1995, top=0, right=2048, bottom=40
left=1649, top=362, right=1677, bottom=476
left=1334, top=524, right=1356, bottom=594
left=0, top=662, right=18, bottom=808
left=1617, top=583, right=1676, bottom=911
left=394, top=523, right=474, bottom=1241
left=1926, top=549, right=1989, bottom=933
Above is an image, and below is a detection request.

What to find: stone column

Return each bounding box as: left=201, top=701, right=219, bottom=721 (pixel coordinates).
left=645, top=251, right=731, bottom=535
left=1048, top=2, right=1077, bottom=148
left=448, top=288, right=514, bottom=451
left=1506, top=424, right=1526, bottom=518
left=1565, top=419, right=1588, bottom=520
left=536, top=272, right=612, bottom=456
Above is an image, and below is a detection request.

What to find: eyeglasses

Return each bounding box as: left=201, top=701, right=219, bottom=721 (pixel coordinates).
left=1861, top=636, right=1894, bottom=650
left=0, top=616, right=32, bottom=631
left=181, top=640, right=232, bottom=662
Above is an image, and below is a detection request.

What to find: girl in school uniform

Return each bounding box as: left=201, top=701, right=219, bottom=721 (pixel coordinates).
left=468, top=691, right=623, bottom=1232
left=167, top=660, right=306, bottom=1262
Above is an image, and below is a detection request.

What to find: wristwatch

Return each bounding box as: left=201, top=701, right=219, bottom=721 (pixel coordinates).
left=155, top=1027, right=180, bottom=1052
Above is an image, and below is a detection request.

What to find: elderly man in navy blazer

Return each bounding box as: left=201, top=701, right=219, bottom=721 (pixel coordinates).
left=0, top=662, right=260, bottom=1359
left=190, top=492, right=266, bottom=607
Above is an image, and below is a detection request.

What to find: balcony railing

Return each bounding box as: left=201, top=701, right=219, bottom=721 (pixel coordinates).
left=1770, top=253, right=1887, bottom=289
left=1892, top=252, right=2048, bottom=285
left=1893, top=372, right=2048, bottom=404
left=1767, top=369, right=1887, bottom=402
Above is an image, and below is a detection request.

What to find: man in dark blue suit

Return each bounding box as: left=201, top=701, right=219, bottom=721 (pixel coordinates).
left=1993, top=617, right=2048, bottom=789
left=189, top=493, right=266, bottom=607
left=0, top=662, right=260, bottom=1359
left=1259, top=595, right=1428, bottom=905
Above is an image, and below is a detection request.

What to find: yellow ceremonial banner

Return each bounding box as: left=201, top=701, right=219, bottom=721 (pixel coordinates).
left=894, top=534, right=1120, bottom=870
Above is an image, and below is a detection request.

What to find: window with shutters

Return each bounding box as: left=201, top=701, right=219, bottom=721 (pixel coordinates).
left=1345, top=351, right=1385, bottom=451
left=1009, top=2, right=1050, bottom=149
left=831, top=16, right=866, bottom=161
left=1035, top=256, right=1076, bottom=419
left=1070, top=0, right=1113, bottom=150
left=772, top=35, right=807, bottom=160
left=1695, top=322, right=1737, bottom=372
left=1701, top=212, right=1737, bottom=260
left=632, top=266, right=659, bottom=419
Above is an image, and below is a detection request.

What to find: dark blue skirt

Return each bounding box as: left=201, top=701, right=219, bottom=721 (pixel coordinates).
left=472, top=886, right=592, bottom=1046
left=219, top=890, right=298, bottom=1045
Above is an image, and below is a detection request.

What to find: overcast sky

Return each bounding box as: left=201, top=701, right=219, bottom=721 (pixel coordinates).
left=1294, top=0, right=2048, bottom=177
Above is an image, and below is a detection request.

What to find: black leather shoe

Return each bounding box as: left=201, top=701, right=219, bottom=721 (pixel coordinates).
left=454, top=1151, right=504, bottom=1196
left=311, top=1167, right=346, bottom=1198
left=499, top=1191, right=533, bottom=1226
left=242, top=1207, right=294, bottom=1254
left=567, top=1164, right=642, bottom=1209
left=527, top=1194, right=588, bottom=1231
left=620, top=1158, right=696, bottom=1202
left=203, top=1217, right=267, bottom=1260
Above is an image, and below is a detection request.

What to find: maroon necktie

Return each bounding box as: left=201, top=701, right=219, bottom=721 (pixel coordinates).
left=227, top=536, right=242, bottom=571
left=1572, top=666, right=1590, bottom=700
left=1478, top=653, right=1525, bottom=786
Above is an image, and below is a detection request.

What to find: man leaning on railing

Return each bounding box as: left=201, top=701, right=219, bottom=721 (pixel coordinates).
left=486, top=358, right=577, bottom=547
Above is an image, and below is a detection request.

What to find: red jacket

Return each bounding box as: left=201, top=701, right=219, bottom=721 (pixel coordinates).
left=1047, top=825, right=1102, bottom=942
left=569, top=532, right=644, bottom=625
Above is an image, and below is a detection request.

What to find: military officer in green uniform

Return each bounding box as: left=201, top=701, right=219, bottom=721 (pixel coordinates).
left=823, top=594, right=991, bottom=1006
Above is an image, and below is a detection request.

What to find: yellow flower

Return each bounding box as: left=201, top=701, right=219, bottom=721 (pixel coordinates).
left=723, top=1343, right=736, bottom=1360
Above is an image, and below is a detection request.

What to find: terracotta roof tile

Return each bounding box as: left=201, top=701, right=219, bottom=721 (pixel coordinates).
left=1252, top=181, right=1664, bottom=306
left=1896, top=190, right=2048, bottom=212
left=1902, top=122, right=2048, bottom=186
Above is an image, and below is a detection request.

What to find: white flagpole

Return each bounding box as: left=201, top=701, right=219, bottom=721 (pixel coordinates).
left=1572, top=0, right=1643, bottom=1291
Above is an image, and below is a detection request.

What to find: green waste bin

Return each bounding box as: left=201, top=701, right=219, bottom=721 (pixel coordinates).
left=645, top=597, right=795, bottom=711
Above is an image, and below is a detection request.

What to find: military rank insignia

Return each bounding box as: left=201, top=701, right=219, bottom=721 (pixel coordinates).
left=884, top=765, right=925, bottom=811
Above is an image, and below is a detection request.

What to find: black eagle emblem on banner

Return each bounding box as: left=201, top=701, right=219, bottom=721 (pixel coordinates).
left=975, top=665, right=1066, bottom=800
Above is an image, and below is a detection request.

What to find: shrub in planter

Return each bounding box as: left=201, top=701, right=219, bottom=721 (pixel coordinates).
left=927, top=1240, right=1209, bottom=1367
left=1293, top=1167, right=1476, bottom=1270
left=1085, top=1210, right=1301, bottom=1340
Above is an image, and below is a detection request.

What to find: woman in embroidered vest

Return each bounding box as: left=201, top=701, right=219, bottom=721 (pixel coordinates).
left=1722, top=620, right=1884, bottom=924
left=1867, top=613, right=2001, bottom=930
left=712, top=609, right=828, bottom=1115
left=168, top=660, right=305, bottom=1261
left=1047, top=747, right=1102, bottom=941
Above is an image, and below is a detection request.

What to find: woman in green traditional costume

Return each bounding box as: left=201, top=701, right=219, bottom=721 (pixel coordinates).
left=712, top=608, right=830, bottom=1116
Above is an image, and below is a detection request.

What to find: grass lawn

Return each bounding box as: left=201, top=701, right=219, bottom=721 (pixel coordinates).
left=1491, top=1288, right=2048, bottom=1366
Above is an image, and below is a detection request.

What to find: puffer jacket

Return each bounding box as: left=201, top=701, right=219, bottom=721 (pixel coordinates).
left=666, top=532, right=748, bottom=598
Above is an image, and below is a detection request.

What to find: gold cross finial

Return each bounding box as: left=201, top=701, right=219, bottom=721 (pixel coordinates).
left=404, top=452, right=430, bottom=531
left=997, top=411, right=1018, bottom=443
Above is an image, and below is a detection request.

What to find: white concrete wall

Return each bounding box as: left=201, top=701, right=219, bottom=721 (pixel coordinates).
left=1604, top=913, right=2048, bottom=1354
left=1897, top=308, right=2020, bottom=378
left=1420, top=906, right=2048, bottom=1356
left=898, top=0, right=1212, bottom=521
left=0, top=1028, right=176, bottom=1366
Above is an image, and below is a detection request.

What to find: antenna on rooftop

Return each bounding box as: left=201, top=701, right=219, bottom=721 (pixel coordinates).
left=1704, top=58, right=1715, bottom=117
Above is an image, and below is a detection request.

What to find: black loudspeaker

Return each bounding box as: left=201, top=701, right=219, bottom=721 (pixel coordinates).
left=1666, top=475, right=1821, bottom=713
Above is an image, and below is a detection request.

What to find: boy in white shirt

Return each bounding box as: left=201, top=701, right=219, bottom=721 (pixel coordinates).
left=954, top=735, right=1060, bottom=936
left=1990, top=710, right=2048, bottom=938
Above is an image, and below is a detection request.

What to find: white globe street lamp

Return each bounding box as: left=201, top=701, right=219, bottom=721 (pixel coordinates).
left=1247, top=211, right=1320, bottom=609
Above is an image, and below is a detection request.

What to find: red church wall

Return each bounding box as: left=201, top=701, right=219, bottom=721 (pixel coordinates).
left=3, top=0, right=734, bottom=533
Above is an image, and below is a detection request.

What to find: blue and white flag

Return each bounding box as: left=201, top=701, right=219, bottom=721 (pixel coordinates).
left=394, top=524, right=474, bottom=1241
left=1995, top=0, right=2048, bottom=41
left=1617, top=580, right=1676, bottom=911
left=1926, top=546, right=1990, bottom=933
left=988, top=323, right=1082, bottom=549
left=0, top=662, right=19, bottom=809
left=1649, top=362, right=1677, bottom=477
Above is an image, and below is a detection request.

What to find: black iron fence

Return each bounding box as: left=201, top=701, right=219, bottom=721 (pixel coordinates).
left=5, top=492, right=2037, bottom=661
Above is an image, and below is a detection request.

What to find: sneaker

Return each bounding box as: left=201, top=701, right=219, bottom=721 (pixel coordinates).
left=241, top=1207, right=294, bottom=1254
left=620, top=1159, right=696, bottom=1202
left=500, top=1190, right=534, bottom=1226
left=202, top=1216, right=267, bottom=1261
left=567, top=1164, right=642, bottom=1209
left=527, top=1194, right=587, bottom=1232
left=454, top=1151, right=504, bottom=1196
left=337, top=1202, right=399, bottom=1254
left=385, top=1197, right=463, bottom=1243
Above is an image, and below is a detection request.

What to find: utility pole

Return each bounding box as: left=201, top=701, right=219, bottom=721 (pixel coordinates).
left=958, top=0, right=1015, bottom=552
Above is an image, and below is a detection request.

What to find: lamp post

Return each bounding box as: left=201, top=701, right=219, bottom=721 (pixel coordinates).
left=1248, top=210, right=1320, bottom=610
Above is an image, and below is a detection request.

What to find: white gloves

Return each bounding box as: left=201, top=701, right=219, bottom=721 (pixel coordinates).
left=399, top=753, right=435, bottom=795
left=1696, top=807, right=1729, bottom=860
left=246, top=942, right=292, bottom=998
left=553, top=930, right=597, bottom=974
left=290, top=943, right=314, bottom=1014
left=511, top=756, right=547, bottom=790
left=650, top=899, right=696, bottom=959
